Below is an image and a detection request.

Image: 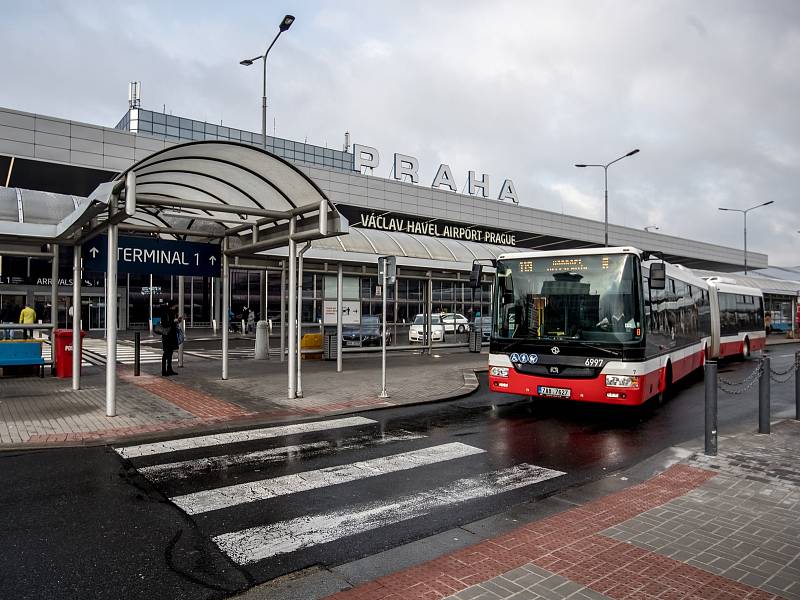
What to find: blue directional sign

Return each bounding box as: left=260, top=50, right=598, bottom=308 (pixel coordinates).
left=83, top=235, right=221, bottom=277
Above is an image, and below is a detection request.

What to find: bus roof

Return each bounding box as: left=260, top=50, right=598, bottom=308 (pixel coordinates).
left=497, top=246, right=642, bottom=261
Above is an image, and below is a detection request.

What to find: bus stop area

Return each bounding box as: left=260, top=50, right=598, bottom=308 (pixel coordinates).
left=0, top=342, right=486, bottom=447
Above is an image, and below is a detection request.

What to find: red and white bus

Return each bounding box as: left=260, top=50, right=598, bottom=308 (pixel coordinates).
left=488, top=247, right=764, bottom=406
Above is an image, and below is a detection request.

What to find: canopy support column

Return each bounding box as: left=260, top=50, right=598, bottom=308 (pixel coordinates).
left=50, top=244, right=58, bottom=329
left=426, top=273, right=433, bottom=355
left=337, top=263, right=343, bottom=373
left=297, top=243, right=309, bottom=397
left=105, top=222, right=118, bottom=417
left=280, top=261, right=286, bottom=363
left=178, top=276, right=185, bottom=367
left=222, top=237, right=230, bottom=380
left=72, top=245, right=81, bottom=391
left=288, top=217, right=297, bottom=399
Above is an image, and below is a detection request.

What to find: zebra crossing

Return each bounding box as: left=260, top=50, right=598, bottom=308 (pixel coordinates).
left=80, top=338, right=162, bottom=366
left=40, top=342, right=93, bottom=368
left=115, top=415, right=566, bottom=572
left=183, top=347, right=281, bottom=360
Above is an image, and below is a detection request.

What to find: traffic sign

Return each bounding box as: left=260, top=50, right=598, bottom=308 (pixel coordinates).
left=378, top=255, right=397, bottom=285
left=83, top=235, right=221, bottom=277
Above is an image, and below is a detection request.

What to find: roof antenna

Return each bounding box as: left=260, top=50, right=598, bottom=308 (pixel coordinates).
left=128, top=82, right=141, bottom=109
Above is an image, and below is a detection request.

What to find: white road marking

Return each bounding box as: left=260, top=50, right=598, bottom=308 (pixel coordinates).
left=138, top=430, right=426, bottom=483
left=214, top=463, right=566, bottom=564
left=171, top=442, right=486, bottom=515
left=115, top=416, right=377, bottom=459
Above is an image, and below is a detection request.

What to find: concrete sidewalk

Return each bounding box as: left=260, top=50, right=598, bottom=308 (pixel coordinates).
left=0, top=347, right=486, bottom=448
left=321, top=420, right=800, bottom=600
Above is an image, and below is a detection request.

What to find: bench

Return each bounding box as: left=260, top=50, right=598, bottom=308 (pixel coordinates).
left=0, top=340, right=46, bottom=377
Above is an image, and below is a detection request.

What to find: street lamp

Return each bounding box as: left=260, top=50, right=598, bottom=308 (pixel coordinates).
left=644, top=225, right=659, bottom=232
left=718, top=200, right=774, bottom=275
left=240, top=14, right=296, bottom=149
left=575, top=148, right=640, bottom=247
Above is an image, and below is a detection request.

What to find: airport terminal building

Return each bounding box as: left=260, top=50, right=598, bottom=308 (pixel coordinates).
left=1, top=101, right=795, bottom=336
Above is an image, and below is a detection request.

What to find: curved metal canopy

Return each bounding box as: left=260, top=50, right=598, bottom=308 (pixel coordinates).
left=259, top=226, right=517, bottom=273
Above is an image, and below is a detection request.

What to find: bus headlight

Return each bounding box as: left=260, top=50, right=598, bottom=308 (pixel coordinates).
left=490, top=367, right=509, bottom=377
left=605, top=375, right=640, bottom=388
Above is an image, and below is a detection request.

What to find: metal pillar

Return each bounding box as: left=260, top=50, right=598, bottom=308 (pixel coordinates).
left=280, top=261, right=286, bottom=363
left=287, top=217, right=297, bottom=399
left=50, top=245, right=58, bottom=326
left=222, top=237, right=230, bottom=380
left=178, top=276, right=185, bottom=367
left=704, top=360, right=717, bottom=455
left=148, top=274, right=153, bottom=336
left=50, top=244, right=58, bottom=370
left=337, top=263, right=343, bottom=373
left=380, top=262, right=389, bottom=398
left=105, top=223, right=118, bottom=417
left=759, top=356, right=770, bottom=434
left=72, top=245, right=81, bottom=391
left=297, top=243, right=309, bottom=397
left=426, top=274, right=433, bottom=355
left=260, top=270, right=267, bottom=323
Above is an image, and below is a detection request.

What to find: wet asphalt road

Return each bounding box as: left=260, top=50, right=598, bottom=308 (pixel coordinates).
left=0, top=346, right=797, bottom=600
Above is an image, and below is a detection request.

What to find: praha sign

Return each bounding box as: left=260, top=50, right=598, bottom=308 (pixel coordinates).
left=354, top=144, right=518, bottom=204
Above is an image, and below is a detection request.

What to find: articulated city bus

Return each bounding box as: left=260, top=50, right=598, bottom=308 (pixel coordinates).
left=488, top=247, right=765, bottom=406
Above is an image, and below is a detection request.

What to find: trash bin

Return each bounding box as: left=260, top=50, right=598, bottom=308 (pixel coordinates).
left=468, top=328, right=481, bottom=353
left=323, top=331, right=338, bottom=360
left=53, top=329, right=85, bottom=378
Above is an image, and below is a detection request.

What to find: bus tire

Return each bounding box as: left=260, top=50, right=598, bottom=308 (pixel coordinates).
left=742, top=337, right=751, bottom=360
left=657, top=362, right=673, bottom=405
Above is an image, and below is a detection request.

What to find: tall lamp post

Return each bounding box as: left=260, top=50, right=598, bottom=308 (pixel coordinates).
left=240, top=14, right=295, bottom=149
left=575, top=148, right=640, bottom=247
left=718, top=201, right=774, bottom=275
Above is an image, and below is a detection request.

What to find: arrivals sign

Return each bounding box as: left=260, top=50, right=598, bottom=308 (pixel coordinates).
left=83, top=235, right=221, bottom=277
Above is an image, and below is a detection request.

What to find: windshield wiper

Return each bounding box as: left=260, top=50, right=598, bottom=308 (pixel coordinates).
left=571, top=341, right=621, bottom=357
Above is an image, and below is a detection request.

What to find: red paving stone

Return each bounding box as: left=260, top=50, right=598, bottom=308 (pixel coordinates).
left=326, top=465, right=783, bottom=600
left=119, top=367, right=253, bottom=419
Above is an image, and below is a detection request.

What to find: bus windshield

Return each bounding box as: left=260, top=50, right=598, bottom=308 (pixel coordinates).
left=493, top=254, right=643, bottom=343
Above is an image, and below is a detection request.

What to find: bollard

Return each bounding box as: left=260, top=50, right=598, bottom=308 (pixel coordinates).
left=758, top=356, right=770, bottom=434
left=795, top=351, right=799, bottom=421
left=704, top=360, right=717, bottom=456
left=255, top=320, right=269, bottom=360
left=134, top=331, right=141, bottom=377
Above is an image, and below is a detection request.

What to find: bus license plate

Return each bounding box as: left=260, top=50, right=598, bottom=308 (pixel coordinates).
left=537, top=386, right=571, bottom=398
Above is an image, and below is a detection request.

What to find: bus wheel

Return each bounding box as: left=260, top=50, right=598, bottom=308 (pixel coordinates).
left=657, top=362, right=673, bottom=405
left=742, top=338, right=751, bottom=360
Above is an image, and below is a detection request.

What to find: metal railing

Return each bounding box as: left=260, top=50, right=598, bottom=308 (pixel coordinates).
left=704, top=351, right=800, bottom=455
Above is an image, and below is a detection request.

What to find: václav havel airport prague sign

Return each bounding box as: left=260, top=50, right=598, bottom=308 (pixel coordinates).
left=336, top=206, right=519, bottom=246
left=354, top=144, right=519, bottom=204
left=83, top=235, right=221, bottom=277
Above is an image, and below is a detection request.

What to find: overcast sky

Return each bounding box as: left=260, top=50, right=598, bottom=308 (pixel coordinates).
left=2, top=0, right=798, bottom=266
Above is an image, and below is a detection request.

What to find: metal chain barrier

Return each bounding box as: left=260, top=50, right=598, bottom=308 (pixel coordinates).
left=768, top=354, right=800, bottom=384
left=716, top=361, right=763, bottom=395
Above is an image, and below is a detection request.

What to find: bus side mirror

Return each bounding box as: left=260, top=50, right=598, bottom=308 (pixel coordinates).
left=469, top=264, right=483, bottom=288
left=650, top=262, right=666, bottom=290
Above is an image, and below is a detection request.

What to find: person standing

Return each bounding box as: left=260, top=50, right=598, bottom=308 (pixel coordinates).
left=1, top=302, right=13, bottom=340
left=160, top=301, right=180, bottom=376
left=19, top=303, right=36, bottom=340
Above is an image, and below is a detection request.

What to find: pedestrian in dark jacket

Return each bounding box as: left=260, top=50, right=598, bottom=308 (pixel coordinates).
left=160, top=301, right=180, bottom=376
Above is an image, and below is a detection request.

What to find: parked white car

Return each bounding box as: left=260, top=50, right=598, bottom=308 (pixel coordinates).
left=408, top=314, right=445, bottom=343
left=441, top=312, right=469, bottom=333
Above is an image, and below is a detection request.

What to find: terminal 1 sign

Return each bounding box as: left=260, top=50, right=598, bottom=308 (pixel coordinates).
left=83, top=235, right=221, bottom=277
left=354, top=144, right=519, bottom=204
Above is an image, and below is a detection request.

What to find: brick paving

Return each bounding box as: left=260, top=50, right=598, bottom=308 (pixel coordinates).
left=326, top=422, right=800, bottom=600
